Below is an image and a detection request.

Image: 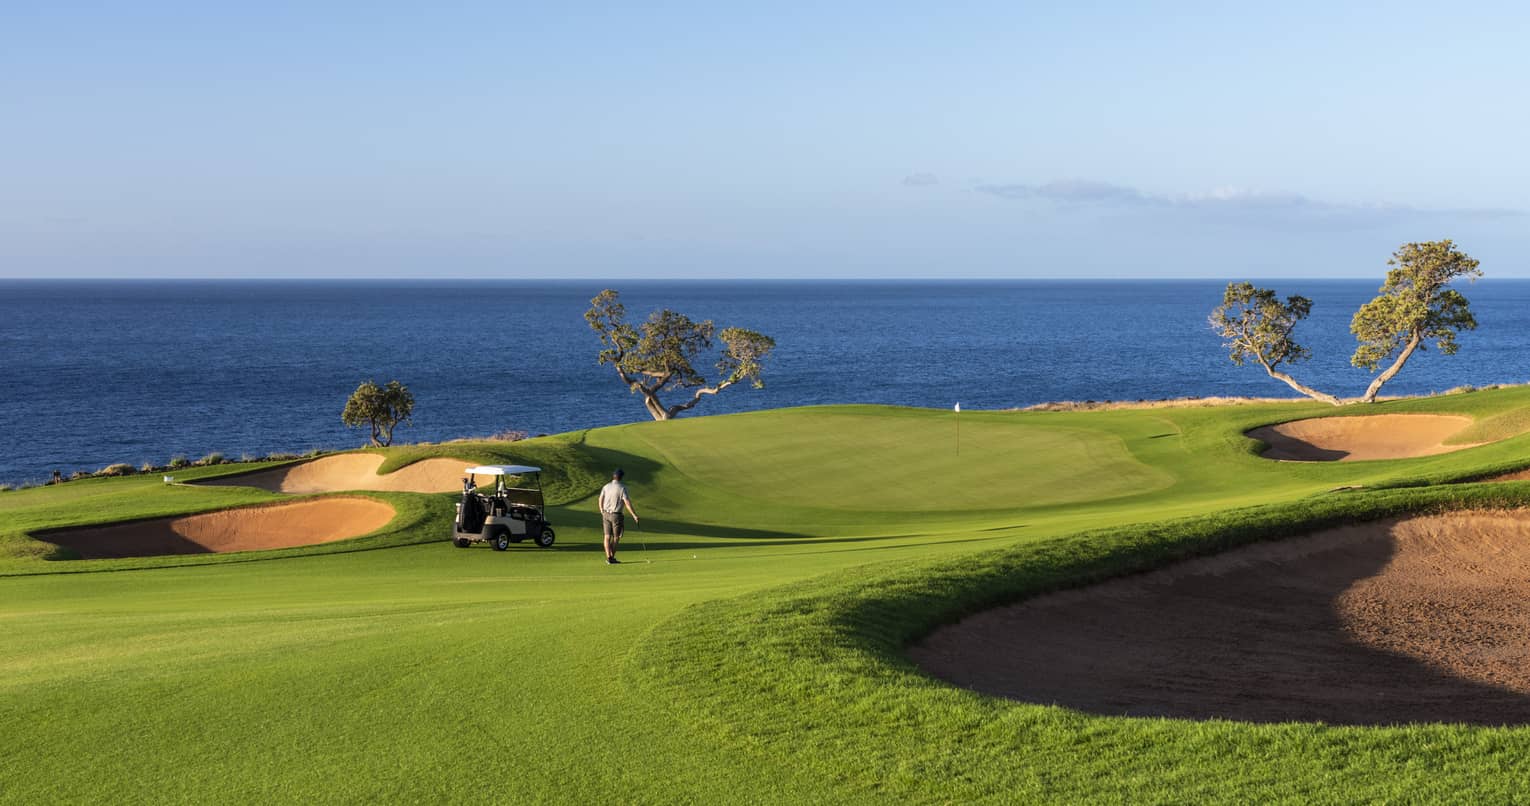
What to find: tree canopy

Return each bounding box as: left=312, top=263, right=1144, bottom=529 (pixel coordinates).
left=1208, top=282, right=1340, bottom=406
left=585, top=289, right=776, bottom=421
left=1351, top=240, right=1481, bottom=402
left=341, top=380, right=415, bottom=446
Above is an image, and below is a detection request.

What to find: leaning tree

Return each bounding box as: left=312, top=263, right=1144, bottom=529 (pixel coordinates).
left=585, top=289, right=776, bottom=421
left=1209, top=281, right=1341, bottom=405
left=1351, top=240, right=1482, bottom=403
left=341, top=379, right=415, bottom=446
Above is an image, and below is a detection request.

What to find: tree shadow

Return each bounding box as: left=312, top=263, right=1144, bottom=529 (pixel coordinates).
left=1247, top=426, right=1350, bottom=461
left=36, top=519, right=214, bottom=560
left=910, top=525, right=1530, bottom=726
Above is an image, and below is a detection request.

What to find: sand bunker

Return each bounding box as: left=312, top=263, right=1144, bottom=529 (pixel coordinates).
left=38, top=497, right=396, bottom=559
left=909, top=510, right=1530, bottom=725
left=1248, top=414, right=1478, bottom=461
left=197, top=453, right=471, bottom=494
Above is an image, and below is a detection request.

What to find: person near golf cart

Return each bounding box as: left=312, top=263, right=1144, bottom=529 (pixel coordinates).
left=599, top=468, right=639, bottom=564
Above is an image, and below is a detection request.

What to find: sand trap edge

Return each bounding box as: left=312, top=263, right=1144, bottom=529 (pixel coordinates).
left=1246, top=413, right=1480, bottom=462
left=32, top=496, right=399, bottom=559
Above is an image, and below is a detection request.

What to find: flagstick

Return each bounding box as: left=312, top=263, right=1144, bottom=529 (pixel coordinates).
left=955, top=402, right=960, bottom=456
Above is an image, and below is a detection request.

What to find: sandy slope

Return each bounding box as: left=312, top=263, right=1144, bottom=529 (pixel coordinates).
left=909, top=510, right=1530, bottom=725
left=1247, top=414, right=1478, bottom=461
left=38, top=497, right=396, bottom=558
left=196, top=453, right=471, bottom=494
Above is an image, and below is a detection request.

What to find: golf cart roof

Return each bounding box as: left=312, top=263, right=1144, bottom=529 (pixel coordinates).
left=464, top=464, right=541, bottom=476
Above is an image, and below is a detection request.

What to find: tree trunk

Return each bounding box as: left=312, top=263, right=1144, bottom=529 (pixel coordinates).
left=642, top=393, right=671, bottom=421
left=1257, top=359, right=1343, bottom=406
left=1361, top=332, right=1422, bottom=403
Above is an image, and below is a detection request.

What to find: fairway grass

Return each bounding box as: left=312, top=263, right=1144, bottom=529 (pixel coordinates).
left=7, top=391, right=1530, bottom=802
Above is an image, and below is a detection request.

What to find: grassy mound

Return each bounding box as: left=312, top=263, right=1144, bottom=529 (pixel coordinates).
left=632, top=485, right=1530, bottom=801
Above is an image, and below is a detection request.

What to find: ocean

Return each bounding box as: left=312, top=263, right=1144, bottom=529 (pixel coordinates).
left=2, top=279, right=1528, bottom=486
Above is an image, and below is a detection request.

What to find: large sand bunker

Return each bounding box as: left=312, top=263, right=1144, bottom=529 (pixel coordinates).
left=909, top=511, right=1530, bottom=725
left=38, top=497, right=396, bottom=559
left=197, top=453, right=471, bottom=494
left=1248, top=414, right=1478, bottom=461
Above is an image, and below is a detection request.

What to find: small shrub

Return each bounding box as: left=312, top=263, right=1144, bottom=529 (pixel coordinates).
left=0, top=484, right=12, bottom=492
left=303, top=448, right=324, bottom=458
left=98, top=463, right=136, bottom=477
left=140, top=462, right=156, bottom=473
left=238, top=453, right=257, bottom=463
left=198, top=452, right=225, bottom=466
left=265, top=452, right=300, bottom=461
left=1445, top=384, right=1477, bottom=395
left=168, top=455, right=191, bottom=469
left=491, top=429, right=530, bottom=442
left=69, top=470, right=92, bottom=480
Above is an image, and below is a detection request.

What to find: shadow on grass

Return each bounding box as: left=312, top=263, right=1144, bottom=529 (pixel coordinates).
left=553, top=507, right=806, bottom=542
left=911, top=518, right=1530, bottom=726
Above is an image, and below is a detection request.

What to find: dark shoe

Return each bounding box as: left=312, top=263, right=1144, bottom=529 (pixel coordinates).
left=606, top=557, right=619, bottom=564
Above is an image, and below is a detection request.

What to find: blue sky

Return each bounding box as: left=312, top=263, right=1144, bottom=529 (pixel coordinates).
left=2, top=1, right=1526, bottom=278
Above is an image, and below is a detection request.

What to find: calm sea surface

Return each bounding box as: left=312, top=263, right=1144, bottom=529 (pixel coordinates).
left=2, top=279, right=1528, bottom=485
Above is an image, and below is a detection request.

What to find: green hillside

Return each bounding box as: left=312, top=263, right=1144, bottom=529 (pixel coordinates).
left=6, top=389, right=1530, bottom=802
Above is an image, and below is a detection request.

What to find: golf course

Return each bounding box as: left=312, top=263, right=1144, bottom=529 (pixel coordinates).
left=9, top=390, right=1530, bottom=802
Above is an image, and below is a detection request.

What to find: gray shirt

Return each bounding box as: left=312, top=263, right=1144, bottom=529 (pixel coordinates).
left=599, top=481, right=630, bottom=514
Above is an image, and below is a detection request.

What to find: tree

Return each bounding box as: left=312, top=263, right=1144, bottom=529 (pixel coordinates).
left=1350, top=240, right=1481, bottom=403
left=585, top=289, right=777, bottom=421
left=1209, top=281, right=1341, bottom=406
left=341, top=380, right=415, bottom=446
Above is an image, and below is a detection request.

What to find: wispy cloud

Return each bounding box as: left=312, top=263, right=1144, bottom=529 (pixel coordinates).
left=973, top=179, right=1522, bottom=224
left=902, top=172, right=940, bottom=187
left=977, top=179, right=1149, bottom=205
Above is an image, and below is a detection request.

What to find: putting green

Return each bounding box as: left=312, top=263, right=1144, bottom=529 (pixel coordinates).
left=7, top=390, right=1530, bottom=802
left=622, top=407, right=1174, bottom=511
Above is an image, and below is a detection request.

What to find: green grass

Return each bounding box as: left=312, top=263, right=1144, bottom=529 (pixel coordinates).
left=8, top=390, right=1530, bottom=802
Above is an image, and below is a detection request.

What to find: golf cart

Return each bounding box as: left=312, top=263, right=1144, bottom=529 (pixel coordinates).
left=452, top=465, right=556, bottom=550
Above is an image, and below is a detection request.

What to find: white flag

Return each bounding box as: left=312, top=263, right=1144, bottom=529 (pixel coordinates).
left=954, top=402, right=960, bottom=413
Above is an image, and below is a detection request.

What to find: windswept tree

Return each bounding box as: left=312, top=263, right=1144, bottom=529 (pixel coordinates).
left=341, top=380, right=415, bottom=446
left=1209, top=282, right=1341, bottom=406
left=1351, top=240, right=1482, bottom=403
left=585, top=289, right=776, bottom=421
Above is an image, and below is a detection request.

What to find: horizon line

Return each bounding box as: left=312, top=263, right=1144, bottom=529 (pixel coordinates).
left=3, top=275, right=1525, bottom=283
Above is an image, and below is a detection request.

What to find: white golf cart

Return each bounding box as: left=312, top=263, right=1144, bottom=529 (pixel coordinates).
left=452, top=465, right=556, bottom=550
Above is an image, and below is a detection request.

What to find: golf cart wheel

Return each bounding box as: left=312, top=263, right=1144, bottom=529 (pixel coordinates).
left=452, top=537, right=472, bottom=548
left=535, top=527, right=555, bottom=548
left=493, top=535, right=510, bottom=551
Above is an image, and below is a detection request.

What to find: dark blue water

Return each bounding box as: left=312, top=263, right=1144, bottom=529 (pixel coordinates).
left=2, top=280, right=1528, bottom=486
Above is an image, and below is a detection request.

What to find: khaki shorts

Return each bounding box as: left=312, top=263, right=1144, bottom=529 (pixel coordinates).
left=602, top=512, right=624, bottom=539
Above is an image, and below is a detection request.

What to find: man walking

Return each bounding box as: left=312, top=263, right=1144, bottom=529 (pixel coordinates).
left=599, top=468, right=639, bottom=564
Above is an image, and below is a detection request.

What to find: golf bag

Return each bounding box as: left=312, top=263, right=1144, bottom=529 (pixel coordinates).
left=457, top=491, right=487, bottom=534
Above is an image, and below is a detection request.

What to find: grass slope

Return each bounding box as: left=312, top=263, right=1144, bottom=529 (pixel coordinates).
left=5, top=390, right=1530, bottom=802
